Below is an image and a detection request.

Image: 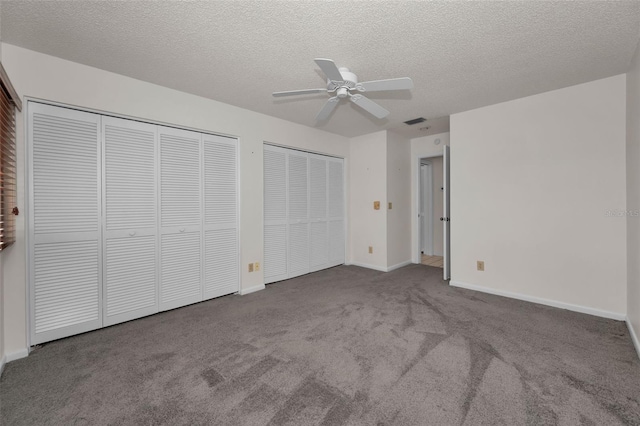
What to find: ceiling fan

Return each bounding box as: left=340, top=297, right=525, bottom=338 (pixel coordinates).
left=273, top=58, right=413, bottom=121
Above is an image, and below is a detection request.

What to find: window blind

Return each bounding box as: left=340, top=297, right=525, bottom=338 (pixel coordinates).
left=0, top=62, right=21, bottom=251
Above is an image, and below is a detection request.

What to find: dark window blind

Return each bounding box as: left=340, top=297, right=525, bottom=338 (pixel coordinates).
left=0, top=63, right=20, bottom=251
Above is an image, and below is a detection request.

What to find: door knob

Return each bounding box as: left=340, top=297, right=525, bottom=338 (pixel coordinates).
left=440, top=217, right=444, bottom=221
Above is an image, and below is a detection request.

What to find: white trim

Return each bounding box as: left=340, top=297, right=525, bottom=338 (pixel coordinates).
left=349, top=260, right=412, bottom=273
left=0, top=354, right=5, bottom=377
left=238, top=284, right=265, bottom=295
left=5, top=348, right=29, bottom=363
left=263, top=141, right=344, bottom=160
left=627, top=319, right=640, bottom=360
left=449, top=280, right=626, bottom=321
left=387, top=260, right=413, bottom=272
left=349, top=261, right=388, bottom=272
left=24, top=96, right=240, bottom=140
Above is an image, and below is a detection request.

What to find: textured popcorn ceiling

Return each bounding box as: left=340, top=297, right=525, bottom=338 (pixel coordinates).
left=2, top=1, right=639, bottom=138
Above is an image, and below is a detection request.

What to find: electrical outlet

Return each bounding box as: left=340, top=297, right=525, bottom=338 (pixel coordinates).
left=373, top=201, right=380, bottom=210
left=368, top=246, right=373, bottom=254
left=477, top=261, right=484, bottom=271
left=254, top=262, right=260, bottom=271
left=248, top=263, right=254, bottom=272
left=388, top=202, right=392, bottom=210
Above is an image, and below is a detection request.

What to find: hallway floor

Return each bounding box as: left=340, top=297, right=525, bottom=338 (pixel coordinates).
left=421, top=254, right=444, bottom=268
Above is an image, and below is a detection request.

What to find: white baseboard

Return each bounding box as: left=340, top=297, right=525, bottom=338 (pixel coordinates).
left=627, top=319, right=640, bottom=360
left=238, top=284, right=265, bottom=295
left=1, top=348, right=30, bottom=377
left=450, top=280, right=626, bottom=321
left=387, top=260, right=413, bottom=272
left=349, top=261, right=388, bottom=272
left=348, top=260, right=413, bottom=272
left=5, top=348, right=29, bottom=363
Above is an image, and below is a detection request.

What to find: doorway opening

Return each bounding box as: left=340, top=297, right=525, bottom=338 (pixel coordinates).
left=416, top=145, right=450, bottom=279
left=419, top=157, right=443, bottom=268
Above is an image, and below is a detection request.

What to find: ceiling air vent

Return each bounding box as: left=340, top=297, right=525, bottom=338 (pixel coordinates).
left=404, top=117, right=426, bottom=125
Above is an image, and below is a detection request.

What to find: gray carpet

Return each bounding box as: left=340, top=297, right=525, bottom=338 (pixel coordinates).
left=1, top=264, right=639, bottom=425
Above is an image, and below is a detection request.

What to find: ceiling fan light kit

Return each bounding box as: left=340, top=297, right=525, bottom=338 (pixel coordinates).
left=273, top=58, right=413, bottom=122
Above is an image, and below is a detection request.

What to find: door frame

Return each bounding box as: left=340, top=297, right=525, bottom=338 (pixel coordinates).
left=412, top=153, right=447, bottom=265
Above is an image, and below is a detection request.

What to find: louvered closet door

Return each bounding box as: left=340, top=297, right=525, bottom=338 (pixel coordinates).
left=309, top=154, right=329, bottom=272
left=328, top=158, right=345, bottom=266
left=264, top=146, right=288, bottom=284
left=288, top=151, right=310, bottom=277
left=102, top=117, right=158, bottom=326
left=203, top=134, right=239, bottom=299
left=29, top=103, right=102, bottom=345
left=159, top=127, right=203, bottom=311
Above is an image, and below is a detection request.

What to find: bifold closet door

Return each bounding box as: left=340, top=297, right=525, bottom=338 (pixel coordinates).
left=287, top=151, right=310, bottom=277
left=103, top=117, right=158, bottom=326
left=159, top=127, right=203, bottom=311
left=264, top=146, right=288, bottom=284
left=29, top=103, right=102, bottom=345
left=202, top=134, right=239, bottom=299
left=309, top=155, right=329, bottom=272
left=328, top=158, right=345, bottom=267
left=263, top=145, right=345, bottom=284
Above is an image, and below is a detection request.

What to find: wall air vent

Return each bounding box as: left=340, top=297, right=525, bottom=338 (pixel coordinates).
left=403, top=117, right=426, bottom=125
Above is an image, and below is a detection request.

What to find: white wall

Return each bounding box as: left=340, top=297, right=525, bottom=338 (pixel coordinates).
left=451, top=75, right=627, bottom=318
left=0, top=43, right=350, bottom=357
left=410, top=132, right=450, bottom=263
left=349, top=131, right=387, bottom=269
left=627, top=41, right=640, bottom=354
left=386, top=131, right=412, bottom=268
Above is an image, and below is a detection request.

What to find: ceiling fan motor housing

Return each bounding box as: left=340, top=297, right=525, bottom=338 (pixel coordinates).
left=330, top=68, right=358, bottom=96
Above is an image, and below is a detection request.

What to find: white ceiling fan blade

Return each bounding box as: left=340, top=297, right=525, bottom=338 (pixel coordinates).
left=272, top=88, right=327, bottom=97
left=357, top=77, right=413, bottom=92
left=316, top=97, right=340, bottom=121
left=349, top=94, right=389, bottom=119
left=314, top=58, right=344, bottom=82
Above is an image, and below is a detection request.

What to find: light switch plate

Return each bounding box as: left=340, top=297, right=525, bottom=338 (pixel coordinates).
left=374, top=201, right=380, bottom=210
left=368, top=246, right=373, bottom=254
left=477, top=261, right=484, bottom=271
left=388, top=202, right=392, bottom=209
left=248, top=263, right=254, bottom=272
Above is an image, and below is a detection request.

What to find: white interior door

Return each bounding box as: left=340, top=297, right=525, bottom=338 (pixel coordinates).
left=327, top=158, right=345, bottom=267
left=102, top=116, right=158, bottom=326
left=443, top=145, right=451, bottom=280
left=202, top=134, right=239, bottom=300
left=419, top=164, right=426, bottom=254
left=159, top=127, right=203, bottom=311
left=29, top=103, right=102, bottom=344
left=288, top=151, right=310, bottom=277
left=309, top=155, right=328, bottom=272
left=264, top=146, right=288, bottom=283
